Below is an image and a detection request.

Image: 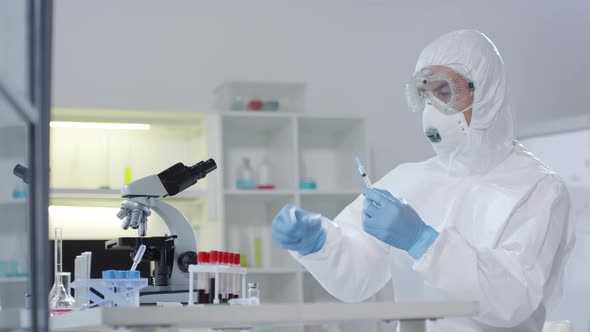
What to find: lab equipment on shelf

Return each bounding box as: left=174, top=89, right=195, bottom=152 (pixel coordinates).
left=236, top=157, right=256, bottom=189
left=49, top=227, right=76, bottom=316
left=230, top=96, right=246, bottom=111
left=229, top=97, right=281, bottom=112
left=215, top=81, right=305, bottom=113
left=247, top=99, right=264, bottom=111
left=0, top=260, right=24, bottom=278
left=262, top=99, right=280, bottom=111
left=11, top=182, right=26, bottom=200
left=299, top=177, right=317, bottom=190
left=256, top=157, right=275, bottom=190
left=188, top=251, right=248, bottom=306
left=299, top=159, right=317, bottom=190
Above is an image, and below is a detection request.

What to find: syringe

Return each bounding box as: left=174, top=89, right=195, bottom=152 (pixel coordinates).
left=355, top=157, right=372, bottom=189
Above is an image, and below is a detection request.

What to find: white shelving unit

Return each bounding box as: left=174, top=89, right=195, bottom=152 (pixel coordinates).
left=211, top=82, right=368, bottom=305
left=50, top=188, right=207, bottom=200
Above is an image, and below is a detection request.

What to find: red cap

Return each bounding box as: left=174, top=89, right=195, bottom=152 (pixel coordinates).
left=198, top=252, right=209, bottom=264
left=210, top=250, right=220, bottom=264
left=233, top=253, right=240, bottom=266
left=222, top=252, right=230, bottom=265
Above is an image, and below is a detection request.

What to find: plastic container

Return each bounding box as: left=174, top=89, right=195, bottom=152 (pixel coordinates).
left=72, top=276, right=147, bottom=308
left=262, top=99, right=280, bottom=111
left=299, top=178, right=317, bottom=190
left=256, top=157, right=274, bottom=189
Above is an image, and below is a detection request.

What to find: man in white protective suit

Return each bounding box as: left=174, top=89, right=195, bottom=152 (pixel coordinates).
left=271, top=30, right=575, bottom=331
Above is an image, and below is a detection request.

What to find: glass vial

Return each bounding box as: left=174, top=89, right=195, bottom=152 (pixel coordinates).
left=247, top=282, right=260, bottom=305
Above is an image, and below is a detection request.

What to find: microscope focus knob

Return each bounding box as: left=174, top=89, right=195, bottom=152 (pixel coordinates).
left=177, top=251, right=197, bottom=273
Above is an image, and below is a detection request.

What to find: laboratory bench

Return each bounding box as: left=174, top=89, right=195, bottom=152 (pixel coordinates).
left=46, top=301, right=478, bottom=332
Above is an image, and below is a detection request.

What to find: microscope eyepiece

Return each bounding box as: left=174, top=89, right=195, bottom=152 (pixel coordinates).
left=190, top=159, right=217, bottom=180
left=157, top=158, right=217, bottom=196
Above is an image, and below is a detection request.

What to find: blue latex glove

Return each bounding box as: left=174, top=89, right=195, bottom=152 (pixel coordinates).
left=272, top=204, right=327, bottom=256
left=362, top=188, right=438, bottom=259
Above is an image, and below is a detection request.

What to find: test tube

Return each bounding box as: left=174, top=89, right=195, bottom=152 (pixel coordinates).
left=209, top=251, right=220, bottom=304
left=197, top=252, right=210, bottom=304
left=232, top=253, right=241, bottom=299
left=222, top=252, right=231, bottom=302
left=229, top=252, right=236, bottom=300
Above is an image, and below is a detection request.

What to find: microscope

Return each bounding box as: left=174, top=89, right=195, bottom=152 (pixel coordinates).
left=105, top=159, right=216, bottom=303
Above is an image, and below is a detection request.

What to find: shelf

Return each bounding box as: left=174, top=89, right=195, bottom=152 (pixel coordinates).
left=0, top=201, right=26, bottom=206
left=247, top=267, right=302, bottom=274
left=220, top=111, right=297, bottom=118
left=297, top=113, right=365, bottom=120
left=0, top=277, right=28, bottom=283
left=298, top=190, right=360, bottom=196
left=215, top=81, right=305, bottom=113
left=50, top=188, right=207, bottom=200
left=225, top=189, right=296, bottom=197
left=49, top=302, right=479, bottom=331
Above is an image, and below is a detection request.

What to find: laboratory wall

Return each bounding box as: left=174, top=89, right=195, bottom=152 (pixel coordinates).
left=51, top=0, right=590, bottom=179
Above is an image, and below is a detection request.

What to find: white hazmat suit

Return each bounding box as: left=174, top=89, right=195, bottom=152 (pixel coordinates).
left=290, top=30, right=575, bottom=331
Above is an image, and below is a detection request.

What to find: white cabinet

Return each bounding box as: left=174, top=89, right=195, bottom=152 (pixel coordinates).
left=213, top=110, right=368, bottom=305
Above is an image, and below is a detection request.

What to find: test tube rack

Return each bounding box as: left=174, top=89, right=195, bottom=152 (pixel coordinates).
left=188, top=264, right=247, bottom=306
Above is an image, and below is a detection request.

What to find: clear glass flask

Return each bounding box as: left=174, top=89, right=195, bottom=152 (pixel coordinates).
left=49, top=228, right=75, bottom=316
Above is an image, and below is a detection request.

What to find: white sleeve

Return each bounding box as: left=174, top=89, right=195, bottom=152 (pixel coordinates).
left=413, top=175, right=575, bottom=328
left=290, top=194, right=393, bottom=302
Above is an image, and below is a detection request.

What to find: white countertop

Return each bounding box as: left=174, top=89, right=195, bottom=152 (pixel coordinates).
left=50, top=301, right=478, bottom=331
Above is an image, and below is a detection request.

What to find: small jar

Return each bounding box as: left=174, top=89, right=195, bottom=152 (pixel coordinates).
left=247, top=282, right=260, bottom=304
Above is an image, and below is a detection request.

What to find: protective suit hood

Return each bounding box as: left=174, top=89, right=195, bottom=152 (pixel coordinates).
left=415, top=30, right=515, bottom=176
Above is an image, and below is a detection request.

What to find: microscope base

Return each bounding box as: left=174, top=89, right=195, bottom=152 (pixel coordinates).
left=139, top=285, right=199, bottom=304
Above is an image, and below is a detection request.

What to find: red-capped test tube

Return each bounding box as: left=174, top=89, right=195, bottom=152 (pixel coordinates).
left=233, top=253, right=241, bottom=299
left=209, top=250, right=220, bottom=303
left=222, top=251, right=231, bottom=302
left=197, top=252, right=210, bottom=304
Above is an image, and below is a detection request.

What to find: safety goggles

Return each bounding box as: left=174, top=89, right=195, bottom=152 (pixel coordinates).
left=405, top=68, right=475, bottom=115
